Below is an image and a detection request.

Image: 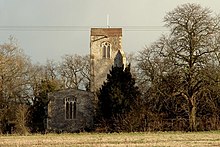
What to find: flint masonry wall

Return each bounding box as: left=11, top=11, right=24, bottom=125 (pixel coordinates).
left=47, top=89, right=94, bottom=132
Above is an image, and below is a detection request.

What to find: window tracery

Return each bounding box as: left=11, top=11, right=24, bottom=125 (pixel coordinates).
left=65, top=97, right=76, bottom=119
left=101, top=42, right=111, bottom=58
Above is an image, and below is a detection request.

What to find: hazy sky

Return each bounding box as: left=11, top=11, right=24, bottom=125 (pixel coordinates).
left=0, top=0, right=220, bottom=64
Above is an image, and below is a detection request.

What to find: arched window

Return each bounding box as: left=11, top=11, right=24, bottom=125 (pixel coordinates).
left=107, top=45, right=110, bottom=58
left=102, top=42, right=111, bottom=58
left=65, top=97, right=77, bottom=119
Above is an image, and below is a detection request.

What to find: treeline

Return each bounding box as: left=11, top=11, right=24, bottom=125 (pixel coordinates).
left=1, top=3, right=220, bottom=134
left=96, top=3, right=220, bottom=132
left=133, top=3, right=220, bottom=132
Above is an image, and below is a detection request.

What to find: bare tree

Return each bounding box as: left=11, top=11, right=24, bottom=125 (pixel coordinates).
left=137, top=3, right=220, bottom=131
left=164, top=3, right=220, bottom=131
left=0, top=37, right=32, bottom=133
left=58, top=54, right=90, bottom=90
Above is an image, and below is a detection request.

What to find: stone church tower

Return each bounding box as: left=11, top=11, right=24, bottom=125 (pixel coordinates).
left=90, top=28, right=126, bottom=92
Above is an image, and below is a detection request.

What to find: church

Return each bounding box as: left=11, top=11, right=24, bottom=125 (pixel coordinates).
left=47, top=28, right=126, bottom=132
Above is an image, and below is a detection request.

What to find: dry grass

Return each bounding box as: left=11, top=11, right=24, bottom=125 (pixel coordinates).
left=1, top=131, right=220, bottom=147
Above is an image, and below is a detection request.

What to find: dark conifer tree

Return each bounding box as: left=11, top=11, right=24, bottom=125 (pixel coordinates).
left=97, top=64, right=140, bottom=131
left=27, top=80, right=58, bottom=133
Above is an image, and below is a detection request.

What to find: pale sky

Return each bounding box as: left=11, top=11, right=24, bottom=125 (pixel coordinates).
left=0, top=0, right=220, bottom=64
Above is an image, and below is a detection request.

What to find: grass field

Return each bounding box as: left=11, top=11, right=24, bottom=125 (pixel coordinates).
left=1, top=131, right=220, bottom=147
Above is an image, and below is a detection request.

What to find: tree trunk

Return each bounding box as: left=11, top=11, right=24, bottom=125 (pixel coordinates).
left=182, top=93, right=197, bottom=131
left=189, top=96, right=197, bottom=131
left=189, top=105, right=197, bottom=131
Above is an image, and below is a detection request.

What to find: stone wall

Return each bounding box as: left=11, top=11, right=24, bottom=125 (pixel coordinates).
left=90, top=28, right=126, bottom=92
left=47, top=89, right=94, bottom=132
